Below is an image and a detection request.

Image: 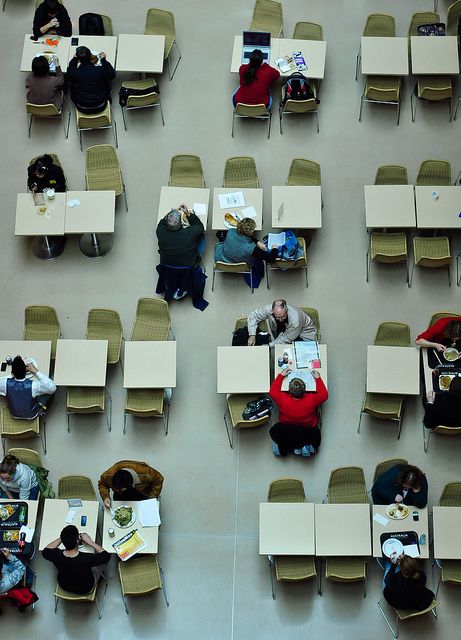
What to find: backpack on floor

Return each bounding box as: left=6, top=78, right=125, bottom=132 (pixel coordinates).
left=79, top=13, right=105, bottom=36
left=281, top=72, right=317, bottom=105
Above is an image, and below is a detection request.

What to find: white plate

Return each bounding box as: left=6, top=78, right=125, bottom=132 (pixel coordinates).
left=382, top=538, right=404, bottom=558
left=112, top=505, right=136, bottom=529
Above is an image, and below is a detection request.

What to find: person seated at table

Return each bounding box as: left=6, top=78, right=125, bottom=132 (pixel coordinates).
left=0, top=548, right=26, bottom=594
left=423, top=376, right=461, bottom=429
left=214, top=218, right=277, bottom=289
left=269, top=366, right=328, bottom=456
left=32, top=0, right=72, bottom=39
left=247, top=300, right=316, bottom=347
left=383, top=553, right=434, bottom=611
left=42, top=526, right=110, bottom=595
left=98, top=460, right=164, bottom=509
left=0, top=455, right=39, bottom=500
left=415, top=317, right=461, bottom=353
left=0, top=355, right=56, bottom=421
left=26, top=55, right=65, bottom=110
left=66, top=46, right=116, bottom=115
left=27, top=154, right=66, bottom=193
left=372, top=463, right=428, bottom=508
left=232, top=49, right=280, bottom=108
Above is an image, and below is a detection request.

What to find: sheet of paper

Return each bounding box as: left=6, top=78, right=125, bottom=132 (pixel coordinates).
left=287, top=368, right=315, bottom=391
left=66, top=199, right=80, bottom=208
left=294, top=341, right=320, bottom=369
left=240, top=206, right=257, bottom=219
left=138, top=498, right=161, bottom=527
left=267, top=232, right=285, bottom=247
left=66, top=509, right=77, bottom=523
left=193, top=202, right=207, bottom=216
left=403, top=543, right=420, bottom=558
left=19, top=525, right=34, bottom=542
left=218, top=191, right=245, bottom=209
left=373, top=513, right=389, bottom=526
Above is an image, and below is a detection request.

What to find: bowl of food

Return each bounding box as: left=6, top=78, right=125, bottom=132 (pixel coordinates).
left=112, top=505, right=135, bottom=528
left=0, top=504, right=16, bottom=521
left=386, top=503, right=409, bottom=520
left=444, top=348, right=459, bottom=362
left=439, top=373, right=455, bottom=391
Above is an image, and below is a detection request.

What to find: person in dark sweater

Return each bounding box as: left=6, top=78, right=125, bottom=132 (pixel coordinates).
left=33, top=0, right=72, bottom=39
left=42, top=525, right=110, bottom=594
left=27, top=154, right=66, bottom=193
left=424, top=375, right=461, bottom=429
left=66, top=46, right=115, bottom=114
left=372, top=464, right=428, bottom=508
left=383, top=554, right=434, bottom=611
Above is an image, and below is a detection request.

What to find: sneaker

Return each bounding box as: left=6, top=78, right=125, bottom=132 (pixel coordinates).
left=173, top=289, right=188, bottom=300
left=293, top=449, right=302, bottom=455
left=301, top=446, right=311, bottom=457
left=272, top=442, right=280, bottom=456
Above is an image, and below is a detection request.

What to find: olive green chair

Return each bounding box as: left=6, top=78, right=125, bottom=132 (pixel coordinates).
left=118, top=555, right=169, bottom=612
left=120, top=79, right=164, bottom=130
left=24, top=305, right=61, bottom=359
left=366, top=232, right=409, bottom=285
left=26, top=103, right=70, bottom=138
left=75, top=103, right=117, bottom=151
left=168, top=154, right=205, bottom=187
left=8, top=447, right=43, bottom=467
left=293, top=22, right=323, bottom=41
left=54, top=573, right=108, bottom=619
left=223, top=157, right=259, bottom=188
left=410, top=237, right=451, bottom=287
left=358, top=393, right=405, bottom=440
left=66, top=387, right=112, bottom=432
left=267, top=478, right=306, bottom=502
left=374, top=165, right=408, bottom=185
left=145, top=9, right=181, bottom=80
left=286, top=159, right=321, bottom=186
left=279, top=95, right=319, bottom=134
left=359, top=77, right=401, bottom=125
left=374, top=322, right=411, bottom=347
left=412, top=77, right=453, bottom=123
left=356, top=14, right=395, bottom=80
left=300, top=307, right=321, bottom=341
left=408, top=12, right=440, bottom=38
left=58, top=475, right=97, bottom=500
left=327, top=466, right=368, bottom=503
left=377, top=598, right=438, bottom=638
left=439, top=482, right=461, bottom=506
left=130, top=298, right=171, bottom=341
left=86, top=308, right=123, bottom=369
left=320, top=557, right=367, bottom=597
left=1, top=407, right=45, bottom=455
left=416, top=160, right=451, bottom=186
left=372, top=458, right=408, bottom=484
left=85, top=144, right=128, bottom=211
left=223, top=394, right=270, bottom=448
left=232, top=103, right=272, bottom=139
left=266, top=237, right=308, bottom=289
left=429, top=311, right=461, bottom=327
left=249, top=0, right=283, bottom=37
left=124, top=388, right=170, bottom=435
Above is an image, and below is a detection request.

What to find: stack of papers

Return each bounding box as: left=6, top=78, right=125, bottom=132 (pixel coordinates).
left=138, top=498, right=161, bottom=527
left=294, top=341, right=321, bottom=368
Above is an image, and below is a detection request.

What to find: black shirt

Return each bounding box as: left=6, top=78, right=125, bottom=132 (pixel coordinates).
left=113, top=487, right=146, bottom=501
left=33, top=4, right=72, bottom=39
left=274, top=319, right=287, bottom=337
left=424, top=394, right=461, bottom=429
left=384, top=564, right=434, bottom=611
left=27, top=163, right=66, bottom=193
left=66, top=58, right=116, bottom=112
left=42, top=548, right=110, bottom=594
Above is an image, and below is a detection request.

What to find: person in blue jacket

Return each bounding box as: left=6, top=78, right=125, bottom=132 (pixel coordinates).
left=372, top=463, right=428, bottom=508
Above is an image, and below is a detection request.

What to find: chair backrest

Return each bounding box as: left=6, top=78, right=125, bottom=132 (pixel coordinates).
left=365, top=77, right=400, bottom=101
left=409, top=12, right=440, bottom=36
left=24, top=305, right=60, bottom=333
left=419, top=78, right=452, bottom=102
left=86, top=308, right=123, bottom=363
left=223, top=157, right=259, bottom=188
left=8, top=447, right=42, bottom=467
left=131, top=298, right=170, bottom=340
left=447, top=1, right=461, bottom=35
left=328, top=466, right=368, bottom=503
left=127, top=91, right=159, bottom=108
left=300, top=307, right=321, bottom=340
left=26, top=103, right=60, bottom=117
left=292, top=21, right=323, bottom=40
left=370, top=232, right=407, bottom=263
left=58, top=475, right=97, bottom=500
left=282, top=99, right=317, bottom=114
left=85, top=144, right=122, bottom=194
left=235, top=103, right=269, bottom=117
left=364, top=14, right=395, bottom=37
left=372, top=458, right=408, bottom=483
left=286, top=159, right=321, bottom=186
left=374, top=322, right=411, bottom=346
left=250, top=0, right=283, bottom=37
left=429, top=311, right=461, bottom=327
left=439, top=482, right=461, bottom=506
left=145, top=8, right=175, bottom=55
left=76, top=104, right=111, bottom=129
left=101, top=14, right=113, bottom=35
left=374, top=165, right=408, bottom=185
left=169, top=154, right=205, bottom=187
left=268, top=478, right=307, bottom=502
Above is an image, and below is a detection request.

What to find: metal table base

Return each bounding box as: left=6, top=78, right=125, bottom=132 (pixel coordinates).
left=79, top=233, right=113, bottom=258
left=31, top=235, right=66, bottom=260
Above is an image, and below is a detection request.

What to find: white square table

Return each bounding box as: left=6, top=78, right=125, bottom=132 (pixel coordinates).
left=0, top=341, right=52, bottom=376
left=65, top=190, right=116, bottom=258
left=410, top=36, right=459, bottom=75
left=272, top=186, right=322, bottom=229
left=157, top=186, right=210, bottom=229
left=39, top=499, right=99, bottom=550
left=433, top=506, right=461, bottom=559
left=364, top=185, right=416, bottom=228
left=372, top=506, right=429, bottom=559
left=217, top=346, right=269, bottom=394
left=20, top=34, right=70, bottom=72
left=53, top=339, right=108, bottom=386
left=314, top=504, right=371, bottom=556
left=123, top=341, right=177, bottom=389
left=274, top=343, right=328, bottom=390
left=15, top=192, right=67, bottom=260
left=212, top=188, right=263, bottom=230
left=102, top=500, right=159, bottom=554
left=259, top=503, right=315, bottom=555
left=415, top=186, right=461, bottom=229
left=116, top=34, right=165, bottom=73
left=361, top=37, right=409, bottom=76
left=66, top=35, right=118, bottom=66
left=366, top=346, right=420, bottom=395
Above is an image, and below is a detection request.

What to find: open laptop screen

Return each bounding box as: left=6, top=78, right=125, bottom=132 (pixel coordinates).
left=242, top=31, right=271, bottom=48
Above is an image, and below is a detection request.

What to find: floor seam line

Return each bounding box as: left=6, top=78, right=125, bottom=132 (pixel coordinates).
left=230, top=432, right=240, bottom=640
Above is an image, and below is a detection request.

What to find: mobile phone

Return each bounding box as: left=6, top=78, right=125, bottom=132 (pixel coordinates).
left=412, top=511, right=419, bottom=522
left=0, top=362, right=6, bottom=372
left=80, top=515, right=87, bottom=527
left=71, top=37, right=79, bottom=46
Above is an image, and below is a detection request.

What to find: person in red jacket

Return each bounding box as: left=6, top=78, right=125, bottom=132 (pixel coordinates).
left=233, top=49, right=280, bottom=109
left=415, top=317, right=461, bottom=352
left=269, top=367, right=328, bottom=457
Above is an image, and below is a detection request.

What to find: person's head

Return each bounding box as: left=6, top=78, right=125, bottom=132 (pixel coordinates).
left=76, top=46, right=92, bottom=64
left=60, top=525, right=79, bottom=551
left=271, top=300, right=288, bottom=322
left=30, top=154, right=52, bottom=179
left=43, top=0, right=59, bottom=17
left=164, top=209, right=182, bottom=231
left=288, top=377, right=306, bottom=398
left=112, top=470, right=134, bottom=492
left=444, top=320, right=461, bottom=344
left=31, top=55, right=50, bottom=77
left=11, top=356, right=27, bottom=380
left=399, top=555, right=421, bottom=580
left=242, top=49, right=264, bottom=86
left=0, top=455, right=19, bottom=482
left=397, top=465, right=425, bottom=492
left=449, top=376, right=461, bottom=398
left=236, top=217, right=256, bottom=237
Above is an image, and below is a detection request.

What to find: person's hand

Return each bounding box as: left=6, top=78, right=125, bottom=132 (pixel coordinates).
left=104, top=498, right=111, bottom=509
left=247, top=335, right=256, bottom=346
left=1, top=548, right=11, bottom=560
left=426, top=390, right=435, bottom=404
left=99, top=51, right=106, bottom=59
left=281, top=362, right=292, bottom=377
left=390, top=552, right=401, bottom=565
left=271, top=244, right=278, bottom=250
left=434, top=343, right=446, bottom=352
left=30, top=184, right=37, bottom=193
left=256, top=241, right=266, bottom=251
left=395, top=494, right=403, bottom=503
left=79, top=532, right=91, bottom=544
left=49, top=18, right=59, bottom=27
left=26, top=363, right=38, bottom=374
left=312, top=370, right=320, bottom=379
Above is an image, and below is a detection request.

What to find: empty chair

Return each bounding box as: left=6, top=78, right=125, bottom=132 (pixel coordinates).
left=327, top=467, right=368, bottom=503
left=24, top=305, right=61, bottom=359
left=374, top=165, right=408, bottom=185
left=439, top=482, right=461, bottom=506
left=66, top=387, right=112, bottom=432
left=416, top=160, right=451, bottom=185
left=356, top=14, right=395, bottom=81
left=410, top=236, right=451, bottom=287
left=372, top=458, right=408, bottom=484
left=120, top=79, right=164, bottom=130
left=58, top=475, right=97, bottom=500
left=279, top=92, right=319, bottom=134
left=366, top=232, right=409, bottom=285
left=8, top=447, right=42, bottom=468
left=168, top=154, right=205, bottom=187
left=249, top=0, right=283, bottom=37
left=124, top=388, right=170, bottom=435
left=412, top=77, right=453, bottom=122
left=86, top=144, right=128, bottom=211
left=358, top=393, right=405, bottom=440
left=377, top=599, right=439, bottom=638
left=119, top=555, right=169, bottom=612
left=267, top=478, right=306, bottom=502
left=286, top=158, right=321, bottom=186
left=212, top=261, right=257, bottom=294
left=300, top=306, right=321, bottom=341
left=232, top=103, right=272, bottom=138
left=86, top=308, right=123, bottom=368
left=266, top=237, right=308, bottom=288
left=54, top=574, right=108, bottom=620
left=292, top=21, right=323, bottom=40
left=1, top=407, right=45, bottom=455
left=374, top=322, right=411, bottom=346
left=100, top=14, right=113, bottom=35
left=271, top=556, right=316, bottom=599
left=447, top=1, right=461, bottom=36
left=130, top=298, right=171, bottom=341
left=321, top=557, right=367, bottom=597
left=223, top=157, right=259, bottom=188
left=223, top=394, right=270, bottom=448
left=145, top=8, right=181, bottom=80
left=26, top=103, right=70, bottom=138
left=359, top=77, right=401, bottom=125
left=75, top=103, right=117, bottom=151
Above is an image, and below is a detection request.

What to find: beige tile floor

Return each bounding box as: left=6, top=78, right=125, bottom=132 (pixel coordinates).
left=1, top=0, right=461, bottom=637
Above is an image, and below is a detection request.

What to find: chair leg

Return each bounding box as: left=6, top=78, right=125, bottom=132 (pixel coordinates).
left=223, top=402, right=233, bottom=448
left=28, top=114, right=33, bottom=138
left=105, top=387, right=112, bottom=432
left=159, top=563, right=170, bottom=606
left=359, top=95, right=364, bottom=122
left=411, top=94, right=416, bottom=123
left=396, top=100, right=400, bottom=126
left=67, top=411, right=71, bottom=433
left=447, top=264, right=451, bottom=287
left=41, top=418, right=47, bottom=454
left=167, top=41, right=182, bottom=81
left=212, top=267, right=216, bottom=291
left=121, top=106, right=127, bottom=131
left=279, top=109, right=283, bottom=134
left=231, top=111, right=235, bottom=137
left=366, top=249, right=370, bottom=282
left=448, top=98, right=453, bottom=122
left=96, top=576, right=108, bottom=620
left=355, top=45, right=361, bottom=81
left=269, top=556, right=276, bottom=599
left=423, top=421, right=431, bottom=454
left=357, top=410, right=363, bottom=434
left=159, top=100, right=165, bottom=126
left=1, top=435, right=5, bottom=455
left=318, top=557, right=322, bottom=595
left=315, top=110, right=319, bottom=133
left=120, top=584, right=129, bottom=614
left=409, top=263, right=415, bottom=287
left=250, top=268, right=254, bottom=293
left=377, top=600, right=398, bottom=638
left=54, top=595, right=59, bottom=613
left=122, top=184, right=128, bottom=213
left=457, top=254, right=461, bottom=286
left=123, top=412, right=128, bottom=435
left=406, top=258, right=410, bottom=288
left=454, top=97, right=460, bottom=121
left=113, top=119, right=118, bottom=148
left=267, top=112, right=271, bottom=139
left=304, top=265, right=308, bottom=287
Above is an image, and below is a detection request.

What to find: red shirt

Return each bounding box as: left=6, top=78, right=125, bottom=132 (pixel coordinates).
left=269, top=373, right=328, bottom=427
left=234, top=63, right=280, bottom=107
left=417, top=317, right=460, bottom=343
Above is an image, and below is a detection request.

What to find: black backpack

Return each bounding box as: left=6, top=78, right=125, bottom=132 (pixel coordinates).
left=281, top=72, right=317, bottom=105
left=79, top=13, right=105, bottom=36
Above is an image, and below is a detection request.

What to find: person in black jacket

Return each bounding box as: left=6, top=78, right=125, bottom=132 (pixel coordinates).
left=372, top=464, right=428, bottom=508
left=27, top=154, right=66, bottom=193
left=383, top=554, right=434, bottom=611
left=66, top=46, right=115, bottom=114
left=33, top=0, right=72, bottom=39
left=424, top=375, right=461, bottom=429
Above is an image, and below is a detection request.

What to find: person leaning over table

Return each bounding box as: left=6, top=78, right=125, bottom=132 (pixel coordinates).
left=42, top=525, right=110, bottom=595
left=0, top=454, right=39, bottom=500
left=233, top=49, right=280, bottom=109
left=415, top=317, right=461, bottom=353
left=247, top=299, right=316, bottom=347
left=371, top=463, right=428, bottom=508
left=32, top=0, right=72, bottom=39
left=66, top=46, right=116, bottom=115
left=27, top=154, right=66, bottom=194
left=26, top=55, right=65, bottom=110
left=98, top=460, right=164, bottom=509
left=383, top=553, right=434, bottom=611
left=0, top=355, right=56, bottom=421
left=0, top=548, right=26, bottom=594
left=423, top=375, right=461, bottom=429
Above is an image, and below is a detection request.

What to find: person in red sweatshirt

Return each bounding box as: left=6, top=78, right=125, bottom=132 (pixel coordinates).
left=233, top=49, right=280, bottom=109
left=269, top=367, right=328, bottom=457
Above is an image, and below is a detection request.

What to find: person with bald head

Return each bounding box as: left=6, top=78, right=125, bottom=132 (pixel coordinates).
left=247, top=300, right=316, bottom=347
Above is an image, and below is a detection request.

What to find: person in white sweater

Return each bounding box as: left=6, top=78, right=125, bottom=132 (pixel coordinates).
left=0, top=455, right=39, bottom=500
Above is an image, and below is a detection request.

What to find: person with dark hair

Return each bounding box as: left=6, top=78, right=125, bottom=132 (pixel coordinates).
left=42, top=525, right=110, bottom=595
left=0, top=454, right=39, bottom=500
left=247, top=300, right=316, bottom=347
left=416, top=317, right=461, bottom=352
left=0, top=355, right=56, bottom=420
left=233, top=49, right=279, bottom=108
left=27, top=154, right=66, bottom=193
left=32, top=0, right=72, bottom=39
left=269, top=365, right=328, bottom=456
left=98, top=460, right=164, bottom=509
left=383, top=553, right=434, bottom=611
left=424, top=375, right=461, bottom=429
left=26, top=55, right=65, bottom=110
left=66, top=46, right=116, bottom=114
left=372, top=464, right=428, bottom=508
left=0, top=548, right=26, bottom=594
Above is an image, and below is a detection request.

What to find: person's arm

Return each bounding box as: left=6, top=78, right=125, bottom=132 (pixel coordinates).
left=33, top=6, right=52, bottom=38
left=269, top=371, right=289, bottom=405
left=31, top=369, right=57, bottom=395
left=247, top=306, right=270, bottom=345
left=411, top=477, right=428, bottom=508
left=0, top=377, right=7, bottom=396
left=311, top=374, right=329, bottom=406
left=98, top=466, right=115, bottom=507
left=44, top=537, right=62, bottom=550
left=53, top=66, right=65, bottom=87
left=188, top=213, right=204, bottom=231
left=252, top=243, right=278, bottom=262
left=66, top=57, right=78, bottom=80
left=415, top=319, right=447, bottom=351
left=79, top=533, right=106, bottom=555
left=145, top=466, right=164, bottom=498
left=100, top=55, right=116, bottom=81
left=49, top=166, right=66, bottom=193
left=269, top=66, right=280, bottom=82
left=0, top=550, right=25, bottom=590
left=372, top=467, right=400, bottom=504
left=57, top=6, right=72, bottom=37
left=0, top=479, right=14, bottom=499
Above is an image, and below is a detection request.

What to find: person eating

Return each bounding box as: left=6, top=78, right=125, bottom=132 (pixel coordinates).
left=372, top=463, right=428, bottom=508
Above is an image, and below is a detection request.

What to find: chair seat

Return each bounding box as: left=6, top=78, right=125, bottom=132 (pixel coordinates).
left=440, top=560, right=461, bottom=583
left=370, top=232, right=407, bottom=262
left=364, top=76, right=400, bottom=102
left=214, top=261, right=250, bottom=273
left=413, top=237, right=451, bottom=266
left=275, top=555, right=316, bottom=581
left=1, top=407, right=40, bottom=436
left=55, top=581, right=97, bottom=601
left=362, top=392, right=403, bottom=418
left=58, top=475, right=97, bottom=500
left=76, top=103, right=112, bottom=128
left=227, top=394, right=270, bottom=429
left=396, top=600, right=439, bottom=620
left=118, top=555, right=162, bottom=595
left=67, top=387, right=105, bottom=412
left=125, top=388, right=164, bottom=415
left=268, top=478, right=307, bottom=503
left=325, top=557, right=366, bottom=581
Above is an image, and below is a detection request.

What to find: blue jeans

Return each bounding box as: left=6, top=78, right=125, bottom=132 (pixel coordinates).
left=0, top=485, right=40, bottom=500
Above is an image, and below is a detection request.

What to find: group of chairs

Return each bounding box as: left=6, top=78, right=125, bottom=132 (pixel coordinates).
left=358, top=5, right=461, bottom=125
left=366, top=160, right=458, bottom=287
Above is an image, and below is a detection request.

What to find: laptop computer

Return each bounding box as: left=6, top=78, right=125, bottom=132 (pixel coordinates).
left=241, top=31, right=271, bottom=63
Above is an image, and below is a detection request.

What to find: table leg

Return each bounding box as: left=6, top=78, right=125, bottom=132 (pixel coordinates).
left=31, top=235, right=66, bottom=260
left=79, top=233, right=113, bottom=259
